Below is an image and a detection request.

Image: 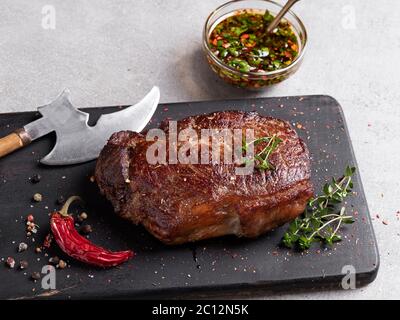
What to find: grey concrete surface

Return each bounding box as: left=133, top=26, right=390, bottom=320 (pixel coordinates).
left=1, top=0, right=399, bottom=299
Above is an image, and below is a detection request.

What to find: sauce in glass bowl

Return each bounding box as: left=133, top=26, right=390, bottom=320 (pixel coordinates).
left=203, top=0, right=307, bottom=89
left=209, top=9, right=299, bottom=73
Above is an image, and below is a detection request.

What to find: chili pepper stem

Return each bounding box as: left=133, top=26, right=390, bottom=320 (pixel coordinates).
left=59, top=196, right=83, bottom=217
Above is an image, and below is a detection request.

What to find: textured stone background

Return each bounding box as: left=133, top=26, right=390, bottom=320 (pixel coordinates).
left=1, top=0, right=399, bottom=299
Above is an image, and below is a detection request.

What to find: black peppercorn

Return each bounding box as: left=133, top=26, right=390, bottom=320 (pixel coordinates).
left=31, top=272, right=41, bottom=280
left=19, top=260, right=29, bottom=270
left=80, top=225, right=93, bottom=235
left=56, top=195, right=65, bottom=205
left=49, top=256, right=60, bottom=265
left=31, top=174, right=41, bottom=183
left=58, top=260, right=67, bottom=269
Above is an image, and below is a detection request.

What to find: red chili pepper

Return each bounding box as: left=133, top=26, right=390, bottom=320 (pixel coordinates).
left=50, top=196, right=134, bottom=268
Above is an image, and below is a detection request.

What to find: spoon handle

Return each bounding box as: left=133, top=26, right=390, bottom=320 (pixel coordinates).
left=266, top=0, right=301, bottom=34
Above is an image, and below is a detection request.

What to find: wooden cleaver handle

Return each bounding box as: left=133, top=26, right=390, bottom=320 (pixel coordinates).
left=0, top=129, right=31, bottom=158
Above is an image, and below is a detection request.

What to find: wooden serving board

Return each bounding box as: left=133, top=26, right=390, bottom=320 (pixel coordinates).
left=0, top=95, right=379, bottom=299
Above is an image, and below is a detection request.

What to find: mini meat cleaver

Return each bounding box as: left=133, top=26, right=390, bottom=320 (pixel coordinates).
left=0, top=87, right=160, bottom=165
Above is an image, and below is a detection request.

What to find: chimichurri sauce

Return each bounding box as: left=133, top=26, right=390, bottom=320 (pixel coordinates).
left=209, top=10, right=299, bottom=73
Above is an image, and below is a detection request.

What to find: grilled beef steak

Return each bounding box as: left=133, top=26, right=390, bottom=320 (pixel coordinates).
left=95, top=111, right=313, bottom=245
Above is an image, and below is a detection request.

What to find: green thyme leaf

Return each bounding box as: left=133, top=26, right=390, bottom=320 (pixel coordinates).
left=242, top=134, right=282, bottom=171
left=281, top=167, right=356, bottom=250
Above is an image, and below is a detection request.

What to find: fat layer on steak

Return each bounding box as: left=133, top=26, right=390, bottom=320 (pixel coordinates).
left=95, top=111, right=314, bottom=245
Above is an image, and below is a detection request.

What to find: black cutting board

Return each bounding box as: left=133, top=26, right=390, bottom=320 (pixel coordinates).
left=0, top=95, right=379, bottom=299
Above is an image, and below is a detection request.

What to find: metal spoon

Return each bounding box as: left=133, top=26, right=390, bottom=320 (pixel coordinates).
left=266, top=0, right=301, bottom=34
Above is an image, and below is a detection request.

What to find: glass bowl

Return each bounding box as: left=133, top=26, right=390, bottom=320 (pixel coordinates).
left=202, top=0, right=307, bottom=89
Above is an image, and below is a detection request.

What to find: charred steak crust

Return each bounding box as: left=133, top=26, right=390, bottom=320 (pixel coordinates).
left=95, top=111, right=314, bottom=245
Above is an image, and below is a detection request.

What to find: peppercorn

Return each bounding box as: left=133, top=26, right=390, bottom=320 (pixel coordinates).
left=6, top=257, right=15, bottom=268
left=49, top=256, right=60, bottom=265
left=18, top=242, right=28, bottom=252
left=56, top=195, right=65, bottom=205
left=80, top=224, right=93, bottom=235
left=31, top=272, right=41, bottom=281
left=79, top=212, right=87, bottom=220
left=19, top=260, right=29, bottom=270
left=43, top=234, right=52, bottom=248
left=58, top=260, right=67, bottom=269
left=33, top=193, right=43, bottom=202
left=77, top=212, right=88, bottom=222
left=31, top=174, right=41, bottom=184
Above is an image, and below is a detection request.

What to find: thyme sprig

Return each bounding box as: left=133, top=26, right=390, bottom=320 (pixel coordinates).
left=282, top=166, right=356, bottom=250
left=242, top=134, right=282, bottom=171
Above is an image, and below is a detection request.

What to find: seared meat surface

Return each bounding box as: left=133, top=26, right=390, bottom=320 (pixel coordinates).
left=95, top=111, right=313, bottom=245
